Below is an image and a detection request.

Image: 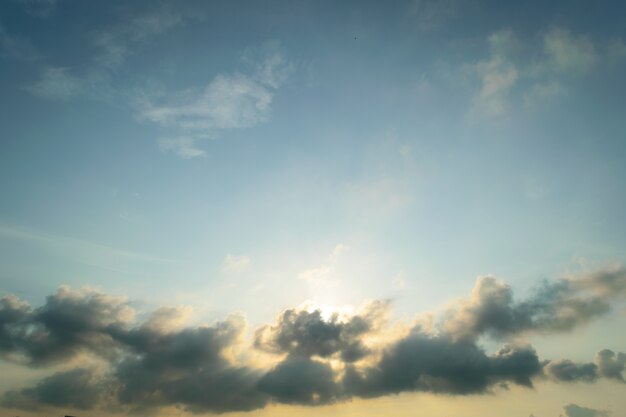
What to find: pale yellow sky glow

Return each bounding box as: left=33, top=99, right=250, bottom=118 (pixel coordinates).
left=1, top=0, right=626, bottom=416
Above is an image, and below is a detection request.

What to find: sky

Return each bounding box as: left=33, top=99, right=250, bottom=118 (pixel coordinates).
left=1, top=0, right=626, bottom=416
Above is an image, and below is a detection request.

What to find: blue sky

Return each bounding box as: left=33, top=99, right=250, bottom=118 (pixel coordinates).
left=1, top=1, right=626, bottom=416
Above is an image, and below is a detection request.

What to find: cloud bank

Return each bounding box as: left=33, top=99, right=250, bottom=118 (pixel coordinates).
left=1, top=267, right=625, bottom=413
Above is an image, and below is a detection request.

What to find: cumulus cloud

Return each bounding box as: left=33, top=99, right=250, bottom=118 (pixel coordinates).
left=1, top=266, right=625, bottom=413
left=345, top=335, right=541, bottom=397
left=137, top=42, right=292, bottom=158
left=258, top=356, right=339, bottom=405
left=544, top=349, right=625, bottom=384
left=544, top=359, right=598, bottom=383
left=254, top=300, right=388, bottom=362
left=0, top=286, right=133, bottom=366
left=441, top=266, right=626, bottom=341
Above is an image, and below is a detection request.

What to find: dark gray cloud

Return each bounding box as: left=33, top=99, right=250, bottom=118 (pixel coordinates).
left=0, top=287, right=131, bottom=366
left=344, top=333, right=541, bottom=397
left=442, top=267, right=626, bottom=341
left=564, top=403, right=610, bottom=417
left=595, top=349, right=626, bottom=382
left=544, top=359, right=598, bottom=383
left=544, top=349, right=625, bottom=383
left=111, top=314, right=268, bottom=413
left=1, top=269, right=625, bottom=413
left=258, top=356, right=340, bottom=406
left=254, top=301, right=388, bottom=362
left=1, top=368, right=101, bottom=410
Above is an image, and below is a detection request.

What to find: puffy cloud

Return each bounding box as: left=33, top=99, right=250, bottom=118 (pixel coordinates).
left=441, top=267, right=626, bottom=341
left=344, top=334, right=541, bottom=397
left=258, top=357, right=339, bottom=405
left=543, top=349, right=625, bottom=384
left=544, top=359, right=598, bottom=383
left=254, top=300, right=388, bottom=362
left=0, top=287, right=132, bottom=365
left=110, top=315, right=267, bottom=413
left=595, top=349, right=626, bottom=382
left=1, top=268, right=625, bottom=413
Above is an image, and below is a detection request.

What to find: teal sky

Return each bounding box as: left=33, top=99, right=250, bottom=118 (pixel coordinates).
left=1, top=1, right=626, bottom=416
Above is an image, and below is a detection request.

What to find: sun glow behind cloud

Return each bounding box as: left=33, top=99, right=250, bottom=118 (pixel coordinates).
left=1, top=0, right=626, bottom=416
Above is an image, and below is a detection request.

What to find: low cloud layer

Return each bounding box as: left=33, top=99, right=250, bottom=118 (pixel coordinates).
left=1, top=267, right=625, bottom=413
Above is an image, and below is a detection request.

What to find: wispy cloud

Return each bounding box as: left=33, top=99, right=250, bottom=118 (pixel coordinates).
left=221, top=254, right=251, bottom=276
left=136, top=42, right=292, bottom=158
left=91, top=7, right=189, bottom=70
left=24, top=4, right=194, bottom=101
left=466, top=30, right=520, bottom=121
left=24, top=67, right=91, bottom=100
left=467, top=27, right=624, bottom=122
left=298, top=244, right=348, bottom=288
left=0, top=22, right=40, bottom=61
left=407, top=0, right=471, bottom=31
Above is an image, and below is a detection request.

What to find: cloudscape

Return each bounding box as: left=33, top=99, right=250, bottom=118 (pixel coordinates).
left=1, top=1, right=625, bottom=416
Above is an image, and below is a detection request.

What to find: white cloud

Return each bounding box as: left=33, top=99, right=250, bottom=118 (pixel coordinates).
left=141, top=74, right=274, bottom=131
left=138, top=43, right=292, bottom=158
left=467, top=30, right=519, bottom=122
left=221, top=254, right=251, bottom=276
left=92, top=7, right=189, bottom=69
left=468, top=56, right=518, bottom=121
left=466, top=27, right=622, bottom=121
left=540, top=28, right=598, bottom=76
left=24, top=6, right=192, bottom=100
